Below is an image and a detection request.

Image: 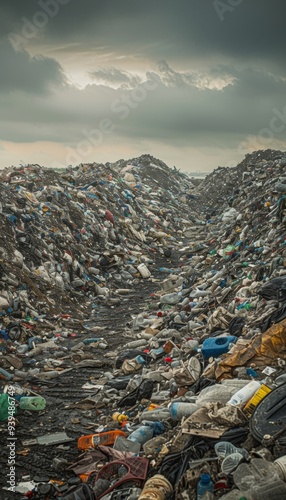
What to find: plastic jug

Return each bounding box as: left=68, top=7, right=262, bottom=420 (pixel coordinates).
left=137, top=264, right=151, bottom=278
left=201, top=336, right=237, bottom=359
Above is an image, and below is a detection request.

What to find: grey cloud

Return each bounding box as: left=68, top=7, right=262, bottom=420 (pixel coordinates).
left=0, top=39, right=67, bottom=94
left=1, top=0, right=286, bottom=71
left=89, top=67, right=141, bottom=88
left=157, top=60, right=235, bottom=89
left=1, top=65, right=285, bottom=147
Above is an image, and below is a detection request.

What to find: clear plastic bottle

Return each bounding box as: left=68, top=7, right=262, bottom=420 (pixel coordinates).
left=160, top=293, right=180, bottom=305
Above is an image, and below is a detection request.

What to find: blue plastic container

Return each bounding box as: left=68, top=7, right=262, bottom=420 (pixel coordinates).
left=201, top=336, right=237, bottom=359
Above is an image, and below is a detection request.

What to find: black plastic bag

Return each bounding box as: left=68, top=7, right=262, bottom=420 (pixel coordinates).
left=261, top=302, right=286, bottom=332
left=228, top=317, right=245, bottom=337
left=118, top=379, right=154, bottom=408
left=258, top=277, right=286, bottom=301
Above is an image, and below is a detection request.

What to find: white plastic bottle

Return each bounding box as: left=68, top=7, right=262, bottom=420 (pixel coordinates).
left=227, top=380, right=261, bottom=406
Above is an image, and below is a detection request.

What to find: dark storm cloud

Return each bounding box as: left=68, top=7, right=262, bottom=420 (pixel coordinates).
left=0, top=39, right=67, bottom=94
left=1, top=0, right=286, bottom=70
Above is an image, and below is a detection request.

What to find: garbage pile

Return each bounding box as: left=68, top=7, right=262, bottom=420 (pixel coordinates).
left=2, top=149, right=286, bottom=500
left=0, top=155, right=199, bottom=317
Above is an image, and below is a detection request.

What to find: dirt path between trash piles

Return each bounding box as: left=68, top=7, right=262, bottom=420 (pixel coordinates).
left=1, top=251, right=182, bottom=497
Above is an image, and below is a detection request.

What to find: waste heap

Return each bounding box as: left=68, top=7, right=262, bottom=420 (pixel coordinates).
left=0, top=154, right=198, bottom=317
left=1, top=149, right=286, bottom=500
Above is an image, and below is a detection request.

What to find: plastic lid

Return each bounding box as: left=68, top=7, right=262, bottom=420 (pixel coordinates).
left=201, top=473, right=211, bottom=483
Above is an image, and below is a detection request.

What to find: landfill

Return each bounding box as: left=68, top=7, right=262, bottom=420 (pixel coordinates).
left=1, top=149, right=286, bottom=499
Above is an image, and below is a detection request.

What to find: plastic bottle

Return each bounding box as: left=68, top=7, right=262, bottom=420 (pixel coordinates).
left=137, top=263, right=151, bottom=278
left=197, top=473, right=214, bottom=500
left=82, top=337, right=104, bottom=345
left=160, top=293, right=180, bottom=305
left=158, top=267, right=174, bottom=274
left=35, top=371, right=60, bottom=380
left=0, top=368, right=14, bottom=381
left=19, top=396, right=46, bottom=411
left=13, top=370, right=29, bottom=380
left=169, top=402, right=198, bottom=420
left=127, top=426, right=154, bottom=446
left=139, top=408, right=171, bottom=422
left=196, top=381, right=250, bottom=408
left=227, top=381, right=261, bottom=406
left=125, top=339, right=147, bottom=349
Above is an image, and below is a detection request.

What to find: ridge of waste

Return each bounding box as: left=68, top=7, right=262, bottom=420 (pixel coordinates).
left=1, top=149, right=286, bottom=500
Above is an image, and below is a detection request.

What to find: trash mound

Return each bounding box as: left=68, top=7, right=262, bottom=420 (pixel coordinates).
left=2, top=149, right=286, bottom=499
left=0, top=157, right=199, bottom=320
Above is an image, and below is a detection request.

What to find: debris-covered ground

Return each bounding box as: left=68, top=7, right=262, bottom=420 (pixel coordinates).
left=1, top=150, right=286, bottom=499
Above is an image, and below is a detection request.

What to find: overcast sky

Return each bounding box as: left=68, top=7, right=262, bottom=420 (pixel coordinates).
left=1, top=0, right=286, bottom=171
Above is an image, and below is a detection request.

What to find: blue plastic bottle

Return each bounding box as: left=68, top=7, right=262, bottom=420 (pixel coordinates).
left=127, top=426, right=153, bottom=446
left=197, top=473, right=214, bottom=500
